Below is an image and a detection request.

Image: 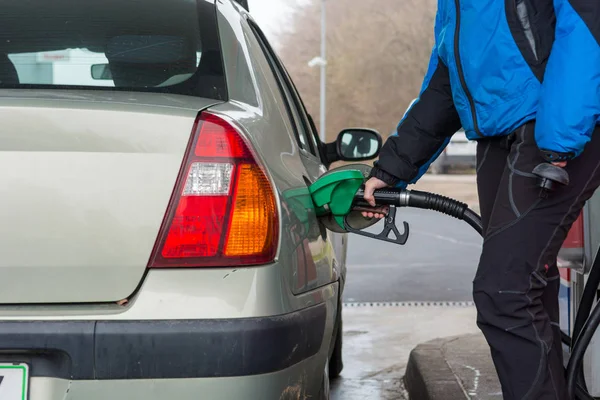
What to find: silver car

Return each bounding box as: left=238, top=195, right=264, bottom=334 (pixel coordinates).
left=0, top=1, right=382, bottom=399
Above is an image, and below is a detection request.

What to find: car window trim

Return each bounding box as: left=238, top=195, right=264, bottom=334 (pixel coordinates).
left=276, top=62, right=325, bottom=161
left=246, top=19, right=319, bottom=158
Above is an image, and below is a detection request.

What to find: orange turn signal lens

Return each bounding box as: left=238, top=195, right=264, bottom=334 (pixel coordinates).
left=225, top=164, right=277, bottom=259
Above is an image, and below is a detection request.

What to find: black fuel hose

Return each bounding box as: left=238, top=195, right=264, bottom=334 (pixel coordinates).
left=573, top=251, right=600, bottom=342
left=360, top=187, right=599, bottom=400
left=405, top=190, right=484, bottom=235
left=568, top=249, right=600, bottom=396
left=568, top=301, right=600, bottom=399
left=570, top=249, right=600, bottom=392
left=356, top=188, right=483, bottom=235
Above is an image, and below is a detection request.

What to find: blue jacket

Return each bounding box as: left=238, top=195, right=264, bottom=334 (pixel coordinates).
left=372, top=0, right=600, bottom=187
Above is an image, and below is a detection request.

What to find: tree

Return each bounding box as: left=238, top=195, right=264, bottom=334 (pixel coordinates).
left=275, top=0, right=437, bottom=142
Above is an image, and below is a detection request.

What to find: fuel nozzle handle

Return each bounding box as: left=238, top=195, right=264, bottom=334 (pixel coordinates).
left=532, top=163, right=569, bottom=193
left=353, top=188, right=409, bottom=207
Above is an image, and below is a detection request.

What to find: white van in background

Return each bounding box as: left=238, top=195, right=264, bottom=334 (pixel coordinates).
left=402, top=98, right=477, bottom=174
left=430, top=128, right=477, bottom=174
left=9, top=49, right=112, bottom=87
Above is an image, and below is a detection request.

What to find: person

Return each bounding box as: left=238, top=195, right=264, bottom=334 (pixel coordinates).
left=362, top=1, right=600, bottom=399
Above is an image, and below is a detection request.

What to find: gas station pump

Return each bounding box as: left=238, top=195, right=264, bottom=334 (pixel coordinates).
left=561, top=194, right=600, bottom=398
left=307, top=161, right=600, bottom=399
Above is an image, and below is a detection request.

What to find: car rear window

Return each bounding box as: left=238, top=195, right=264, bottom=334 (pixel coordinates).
left=0, top=0, right=227, bottom=101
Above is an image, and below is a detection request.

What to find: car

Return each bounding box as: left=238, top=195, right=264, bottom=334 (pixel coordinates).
left=0, top=1, right=383, bottom=399
left=400, top=98, right=477, bottom=174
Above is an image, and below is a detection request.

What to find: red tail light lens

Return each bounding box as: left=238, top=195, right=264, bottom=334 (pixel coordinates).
left=149, top=112, right=279, bottom=268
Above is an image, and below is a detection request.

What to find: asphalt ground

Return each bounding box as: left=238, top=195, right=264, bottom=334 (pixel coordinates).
left=331, top=174, right=484, bottom=399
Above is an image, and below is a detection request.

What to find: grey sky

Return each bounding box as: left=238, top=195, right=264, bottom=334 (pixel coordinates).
left=248, top=0, right=310, bottom=49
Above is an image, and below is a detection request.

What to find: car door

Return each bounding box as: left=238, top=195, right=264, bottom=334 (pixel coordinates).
left=246, top=20, right=344, bottom=294
left=275, top=54, right=349, bottom=294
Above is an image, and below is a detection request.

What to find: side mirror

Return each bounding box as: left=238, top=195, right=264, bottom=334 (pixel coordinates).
left=335, top=128, right=382, bottom=161
left=91, top=64, right=112, bottom=80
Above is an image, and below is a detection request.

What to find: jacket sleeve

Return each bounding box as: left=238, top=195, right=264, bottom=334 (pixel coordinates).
left=370, top=11, right=462, bottom=187
left=535, top=0, right=600, bottom=162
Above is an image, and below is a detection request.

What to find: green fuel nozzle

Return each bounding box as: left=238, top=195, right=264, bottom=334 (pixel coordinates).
left=307, top=167, right=409, bottom=245
left=307, top=165, right=483, bottom=245
left=309, top=169, right=365, bottom=227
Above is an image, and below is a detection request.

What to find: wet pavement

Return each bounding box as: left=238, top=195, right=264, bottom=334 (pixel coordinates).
left=342, top=207, right=482, bottom=303
left=330, top=303, right=481, bottom=399
left=342, top=174, right=482, bottom=304
left=330, top=175, right=483, bottom=399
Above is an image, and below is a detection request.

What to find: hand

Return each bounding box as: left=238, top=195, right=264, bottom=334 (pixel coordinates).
left=362, top=177, right=390, bottom=219
left=552, top=161, right=567, bottom=168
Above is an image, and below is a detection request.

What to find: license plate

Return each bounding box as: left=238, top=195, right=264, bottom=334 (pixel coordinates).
left=0, top=363, right=29, bottom=400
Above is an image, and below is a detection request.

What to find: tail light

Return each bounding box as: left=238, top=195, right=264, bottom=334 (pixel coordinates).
left=148, top=112, right=279, bottom=268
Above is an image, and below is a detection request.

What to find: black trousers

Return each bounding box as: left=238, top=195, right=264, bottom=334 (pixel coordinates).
left=473, top=121, right=600, bottom=400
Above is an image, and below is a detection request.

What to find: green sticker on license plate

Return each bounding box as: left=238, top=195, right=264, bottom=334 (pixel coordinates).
left=0, top=364, right=29, bottom=400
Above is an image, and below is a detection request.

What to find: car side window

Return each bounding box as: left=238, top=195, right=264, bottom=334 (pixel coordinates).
left=247, top=20, right=320, bottom=159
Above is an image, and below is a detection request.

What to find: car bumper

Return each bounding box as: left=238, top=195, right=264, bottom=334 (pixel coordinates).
left=28, top=365, right=319, bottom=400
left=0, top=303, right=326, bottom=381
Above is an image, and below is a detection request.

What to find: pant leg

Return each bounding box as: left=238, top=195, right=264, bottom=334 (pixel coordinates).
left=542, top=261, right=564, bottom=373
left=476, top=134, right=515, bottom=234
left=473, top=121, right=600, bottom=400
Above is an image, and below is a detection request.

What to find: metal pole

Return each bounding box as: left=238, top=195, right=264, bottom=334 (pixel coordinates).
left=319, top=0, right=326, bottom=142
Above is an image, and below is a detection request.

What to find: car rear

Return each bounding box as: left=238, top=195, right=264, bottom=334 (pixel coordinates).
left=0, top=1, right=331, bottom=399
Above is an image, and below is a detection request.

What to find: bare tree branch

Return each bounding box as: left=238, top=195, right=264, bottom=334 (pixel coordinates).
left=275, top=0, right=437, bottom=142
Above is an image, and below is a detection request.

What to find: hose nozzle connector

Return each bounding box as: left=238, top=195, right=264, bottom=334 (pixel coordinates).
left=532, top=163, right=569, bottom=197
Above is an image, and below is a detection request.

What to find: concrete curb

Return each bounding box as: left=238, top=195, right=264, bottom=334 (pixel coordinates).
left=404, top=333, right=504, bottom=400
left=403, top=336, right=469, bottom=400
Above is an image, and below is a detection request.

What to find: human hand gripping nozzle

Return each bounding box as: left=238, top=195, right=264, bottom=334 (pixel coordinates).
left=307, top=164, right=483, bottom=245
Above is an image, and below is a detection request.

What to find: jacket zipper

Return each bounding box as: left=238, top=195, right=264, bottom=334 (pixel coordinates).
left=453, top=0, right=482, bottom=137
